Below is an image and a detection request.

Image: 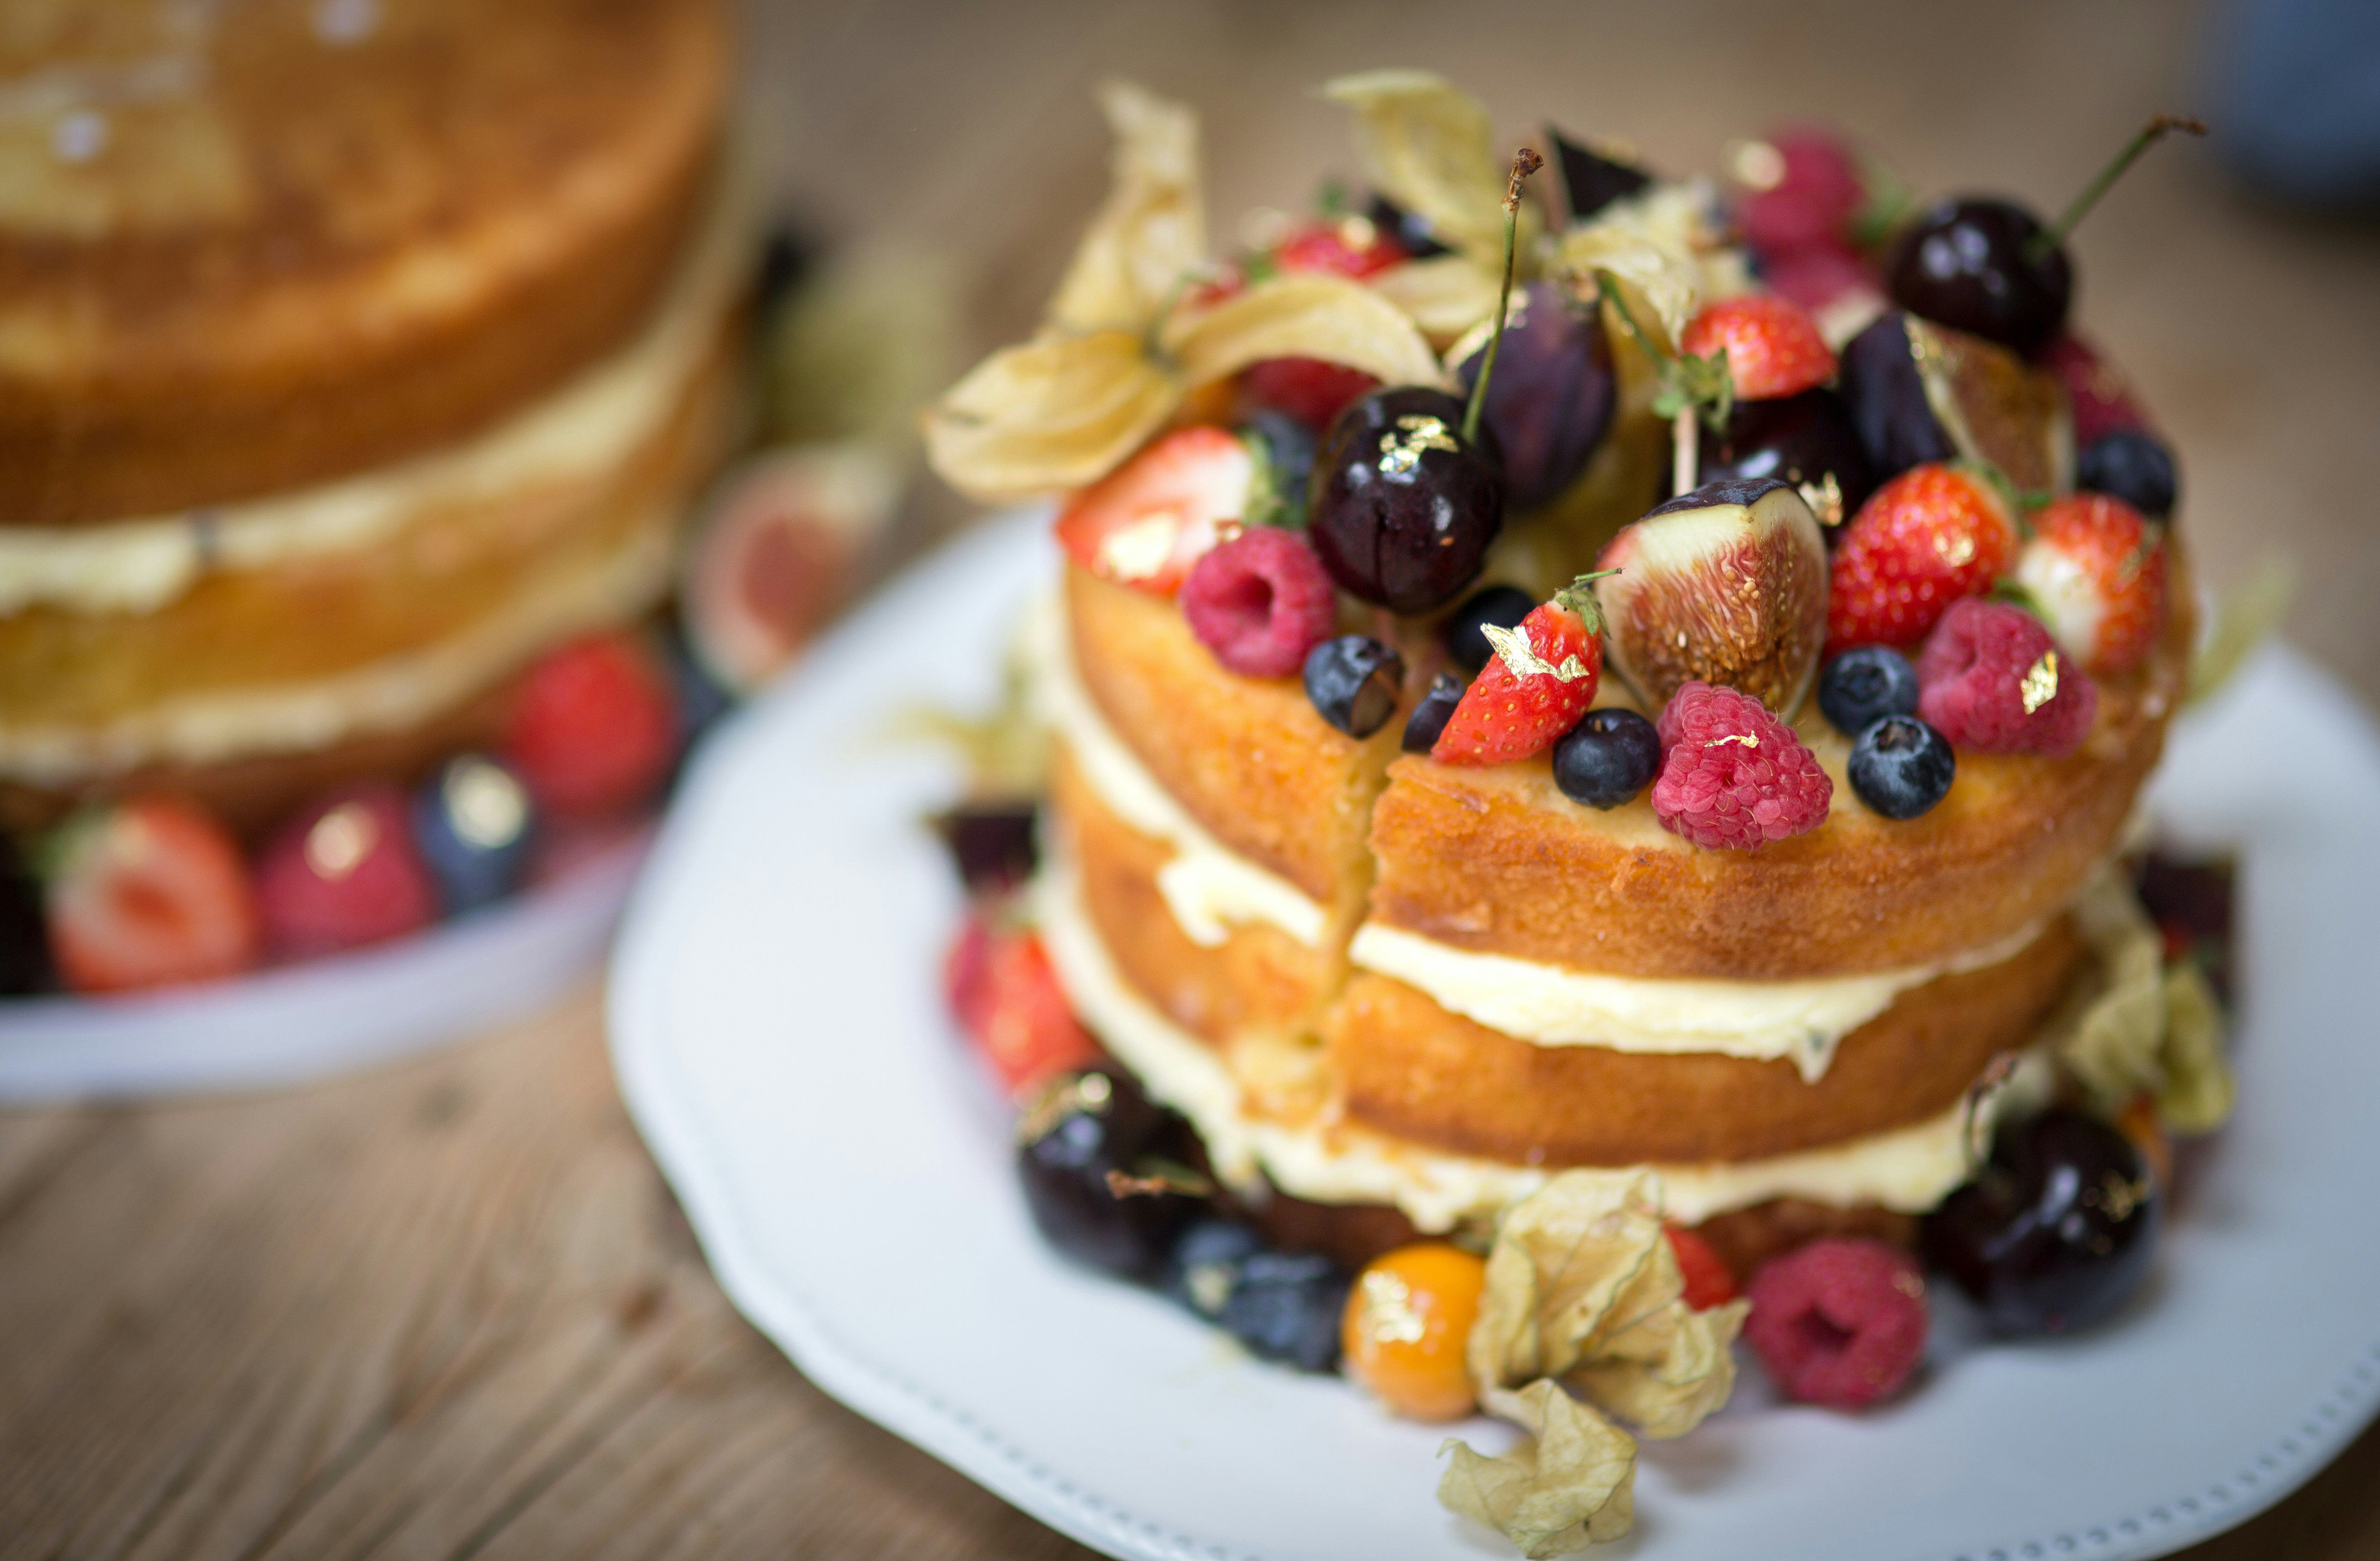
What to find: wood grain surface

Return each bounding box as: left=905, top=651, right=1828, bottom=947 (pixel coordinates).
left=5, top=0, right=2379, bottom=1557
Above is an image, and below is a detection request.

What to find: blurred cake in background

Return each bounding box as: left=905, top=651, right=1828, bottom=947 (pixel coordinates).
left=0, top=0, right=734, bottom=835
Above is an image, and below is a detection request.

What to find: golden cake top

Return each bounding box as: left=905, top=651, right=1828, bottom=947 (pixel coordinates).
left=0, top=0, right=728, bottom=525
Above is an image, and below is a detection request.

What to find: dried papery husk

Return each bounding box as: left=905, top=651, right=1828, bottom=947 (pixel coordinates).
left=1168, top=271, right=1453, bottom=392
left=1325, top=69, right=1540, bottom=272
left=2046, top=867, right=2237, bottom=1134
left=1441, top=1169, right=1747, bottom=1555
left=923, top=331, right=1183, bottom=504
left=1372, top=252, right=1505, bottom=346
left=1045, top=81, right=1207, bottom=335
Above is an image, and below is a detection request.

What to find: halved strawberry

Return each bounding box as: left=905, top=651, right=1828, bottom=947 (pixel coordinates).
left=1053, top=425, right=1252, bottom=595
left=2014, top=492, right=2168, bottom=675
left=1666, top=1225, right=1742, bottom=1311
left=1826, top=462, right=2018, bottom=653
left=1274, top=217, right=1408, bottom=279
left=944, top=914, right=1103, bottom=1097
left=1680, top=294, right=1837, bottom=402
left=1432, top=576, right=1607, bottom=767
left=45, top=795, right=260, bottom=994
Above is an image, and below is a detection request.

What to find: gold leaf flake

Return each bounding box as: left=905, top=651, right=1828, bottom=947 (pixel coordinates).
left=2020, top=651, right=2061, bottom=714
left=1483, top=622, right=1592, bottom=684
left=1356, top=1269, right=1429, bottom=1346
left=1378, top=413, right=1461, bottom=475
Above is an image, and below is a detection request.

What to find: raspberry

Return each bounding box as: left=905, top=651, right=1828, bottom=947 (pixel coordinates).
left=1757, top=241, right=1877, bottom=314
left=944, top=914, right=1101, bottom=1097
left=504, top=634, right=682, bottom=818
left=1745, top=1237, right=1929, bottom=1409
left=255, top=786, right=438, bottom=959
left=1738, top=129, right=1867, bottom=255
left=1180, top=527, right=1338, bottom=677
left=1651, top=682, right=1832, bottom=850
left=1915, top=598, right=2100, bottom=757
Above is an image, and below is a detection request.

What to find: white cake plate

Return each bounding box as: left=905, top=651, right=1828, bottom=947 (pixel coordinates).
left=0, top=832, right=648, bottom=1102
left=610, top=511, right=2380, bottom=1561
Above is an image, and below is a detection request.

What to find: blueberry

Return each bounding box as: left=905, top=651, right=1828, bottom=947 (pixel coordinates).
left=932, top=801, right=1039, bottom=897
left=1551, top=707, right=1661, bottom=809
left=1303, top=636, right=1405, bottom=739
left=1818, top=645, right=1922, bottom=737
left=1215, top=1250, right=1352, bottom=1373
left=1442, top=584, right=1536, bottom=676
left=1163, top=1217, right=1267, bottom=1317
left=1402, top=673, right=1464, bottom=754
left=1847, top=715, right=1955, bottom=820
left=1239, top=411, right=1318, bottom=529
left=411, top=754, right=536, bottom=914
left=664, top=620, right=736, bottom=741
left=1016, top=1069, right=1202, bottom=1283
left=2076, top=428, right=2177, bottom=520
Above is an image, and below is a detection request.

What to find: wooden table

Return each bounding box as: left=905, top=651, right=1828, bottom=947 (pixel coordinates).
left=7, top=1, right=2380, bottom=1555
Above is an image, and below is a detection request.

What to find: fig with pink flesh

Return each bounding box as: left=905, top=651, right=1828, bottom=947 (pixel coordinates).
left=1594, top=477, right=1829, bottom=717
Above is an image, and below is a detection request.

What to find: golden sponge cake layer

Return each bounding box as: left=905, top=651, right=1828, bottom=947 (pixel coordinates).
left=0, top=0, right=726, bottom=525
left=1065, top=565, right=1397, bottom=912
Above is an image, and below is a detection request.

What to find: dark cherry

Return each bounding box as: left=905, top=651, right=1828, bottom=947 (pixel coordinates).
left=1836, top=311, right=1958, bottom=484
left=1308, top=387, right=1505, bottom=614
left=1442, top=584, right=1536, bottom=676
left=1549, top=128, right=1653, bottom=225
left=1687, top=387, right=1878, bottom=529
left=1401, top=672, right=1464, bottom=754
left=2076, top=427, right=2178, bottom=520
left=1016, top=1069, right=1202, bottom=1282
left=0, top=834, right=49, bottom=997
left=932, top=801, right=1039, bottom=897
left=1924, top=1109, right=2161, bottom=1336
left=1365, top=191, right=1449, bottom=260
left=1886, top=198, right=2074, bottom=356
left=1456, top=281, right=1616, bottom=511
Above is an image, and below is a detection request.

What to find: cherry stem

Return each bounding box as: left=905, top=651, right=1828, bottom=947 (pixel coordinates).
left=1463, top=147, right=1544, bottom=447
left=2027, top=114, right=2208, bottom=262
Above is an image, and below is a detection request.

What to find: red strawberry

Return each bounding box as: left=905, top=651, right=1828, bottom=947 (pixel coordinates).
left=944, top=914, right=1102, bottom=1097
left=2036, top=334, right=2147, bottom=448
left=1240, top=358, right=1380, bottom=432
left=1680, top=294, right=1837, bottom=402
left=1432, top=577, right=1607, bottom=767
left=505, top=634, right=682, bottom=818
left=256, top=786, right=438, bottom=959
left=1666, top=1226, right=1742, bottom=1311
left=45, top=795, right=260, bottom=994
left=1273, top=217, right=1407, bottom=279
left=1826, top=463, right=2018, bottom=653
left=2014, top=493, right=2168, bottom=675
left=1053, top=425, right=1253, bottom=595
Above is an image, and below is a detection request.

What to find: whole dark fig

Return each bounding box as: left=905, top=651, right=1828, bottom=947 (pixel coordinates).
left=1455, top=281, right=1616, bottom=512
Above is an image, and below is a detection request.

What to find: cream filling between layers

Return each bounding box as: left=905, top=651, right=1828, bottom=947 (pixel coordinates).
left=0, top=511, right=676, bottom=782
left=1023, top=590, right=1328, bottom=949
left=1348, top=917, right=2050, bottom=1083
left=1036, top=857, right=2045, bottom=1232
left=0, top=162, right=751, bottom=619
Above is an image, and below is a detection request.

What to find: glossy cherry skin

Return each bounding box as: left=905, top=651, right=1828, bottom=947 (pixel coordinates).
left=1886, top=198, right=2074, bottom=357
left=1016, top=1069, right=1201, bottom=1282
left=1307, top=387, right=1505, bottom=614
left=1924, top=1109, right=2161, bottom=1336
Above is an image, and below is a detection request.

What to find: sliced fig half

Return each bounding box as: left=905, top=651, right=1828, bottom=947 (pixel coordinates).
left=1838, top=310, right=2073, bottom=494
left=682, top=445, right=900, bottom=693
left=1595, top=476, right=1829, bottom=717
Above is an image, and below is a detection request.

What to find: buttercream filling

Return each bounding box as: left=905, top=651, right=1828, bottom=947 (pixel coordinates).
left=1348, top=916, right=2049, bottom=1083
left=0, top=511, right=675, bottom=781
left=1024, top=589, right=1328, bottom=949
left=0, top=161, right=751, bottom=618
left=1036, top=855, right=2044, bottom=1232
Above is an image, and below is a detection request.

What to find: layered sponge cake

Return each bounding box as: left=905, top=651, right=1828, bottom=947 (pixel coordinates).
left=0, top=0, right=736, bottom=834
left=931, top=78, right=2227, bottom=1285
